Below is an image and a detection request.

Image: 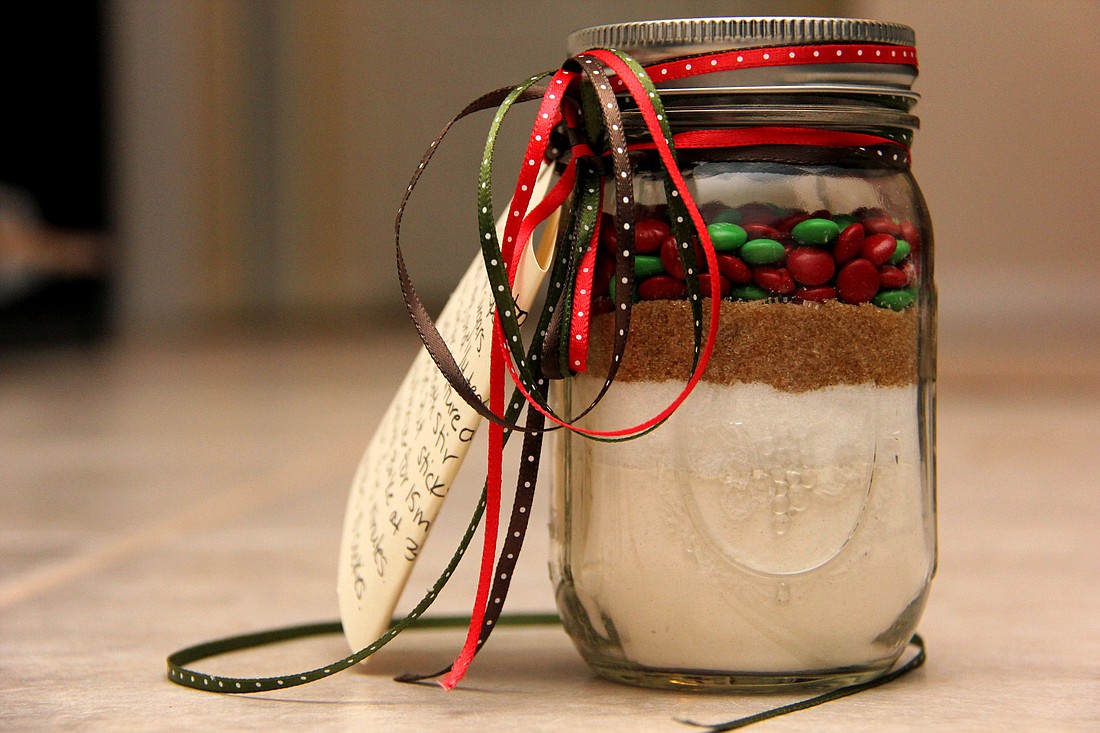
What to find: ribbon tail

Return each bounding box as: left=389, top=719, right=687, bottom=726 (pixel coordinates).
left=566, top=188, right=601, bottom=373
left=438, top=317, right=507, bottom=690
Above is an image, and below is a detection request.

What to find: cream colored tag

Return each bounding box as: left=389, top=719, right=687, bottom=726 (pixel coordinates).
left=337, top=164, right=557, bottom=652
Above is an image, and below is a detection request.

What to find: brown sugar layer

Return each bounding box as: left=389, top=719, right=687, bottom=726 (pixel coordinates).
left=585, top=300, right=918, bottom=392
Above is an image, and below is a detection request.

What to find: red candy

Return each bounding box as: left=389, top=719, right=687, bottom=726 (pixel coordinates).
left=602, top=207, right=918, bottom=310
left=878, top=264, right=911, bottom=289
left=638, top=275, right=688, bottom=301
left=796, top=286, right=837, bottom=302
left=633, top=218, right=671, bottom=254
left=737, top=202, right=778, bottom=227
left=593, top=255, right=616, bottom=296
left=659, top=236, right=684, bottom=279
left=776, top=212, right=811, bottom=233
left=900, top=220, right=921, bottom=251
left=660, top=236, right=706, bottom=279
left=753, top=266, right=796, bottom=296
left=715, top=253, right=752, bottom=283
left=861, top=233, right=898, bottom=266
left=698, top=272, right=732, bottom=299
left=590, top=296, right=614, bottom=315
left=599, top=214, right=618, bottom=254
left=786, top=247, right=835, bottom=286
left=863, top=216, right=903, bottom=238
left=643, top=204, right=669, bottom=221
left=836, top=258, right=880, bottom=303
left=742, top=223, right=783, bottom=242
left=834, top=223, right=864, bottom=264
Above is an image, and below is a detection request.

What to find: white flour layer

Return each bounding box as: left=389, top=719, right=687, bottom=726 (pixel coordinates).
left=556, top=378, right=933, bottom=672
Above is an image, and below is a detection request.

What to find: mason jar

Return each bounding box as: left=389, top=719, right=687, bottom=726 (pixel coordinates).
left=549, top=17, right=936, bottom=691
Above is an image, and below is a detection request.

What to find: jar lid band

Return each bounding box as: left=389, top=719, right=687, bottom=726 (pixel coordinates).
left=568, top=17, right=916, bottom=59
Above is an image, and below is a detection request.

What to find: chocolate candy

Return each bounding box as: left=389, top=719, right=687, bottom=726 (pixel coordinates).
left=590, top=296, right=614, bottom=315
left=660, top=236, right=683, bottom=279
left=739, top=238, right=786, bottom=265
left=776, top=211, right=811, bottom=233
left=698, top=272, right=732, bottom=299
left=633, top=254, right=665, bottom=280
left=878, top=264, right=911, bottom=289
left=786, top=247, right=835, bottom=286
left=888, top=239, right=911, bottom=265
left=713, top=208, right=742, bottom=225
left=836, top=258, right=880, bottom=303
left=634, top=218, right=671, bottom=254
left=791, top=218, right=840, bottom=247
left=714, top=253, right=752, bottom=283
left=599, top=213, right=617, bottom=254
left=832, top=214, right=857, bottom=231
left=795, top=286, right=838, bottom=302
left=863, top=216, right=903, bottom=238
left=752, top=266, right=796, bottom=295
left=706, top=222, right=747, bottom=252
left=594, top=256, right=616, bottom=296
left=638, top=275, right=687, bottom=301
left=861, top=233, right=898, bottom=267
left=728, top=283, right=770, bottom=301
left=617, top=204, right=920, bottom=310
left=737, top=202, right=779, bottom=227
left=742, top=223, right=784, bottom=241
left=872, top=288, right=916, bottom=311
left=900, top=220, right=921, bottom=251
left=834, top=223, right=864, bottom=264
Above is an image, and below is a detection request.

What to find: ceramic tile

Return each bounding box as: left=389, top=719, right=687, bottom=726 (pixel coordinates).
left=1, top=330, right=1098, bottom=731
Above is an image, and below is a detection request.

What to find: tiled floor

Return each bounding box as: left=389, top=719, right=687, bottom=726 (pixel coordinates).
left=2, top=327, right=1097, bottom=731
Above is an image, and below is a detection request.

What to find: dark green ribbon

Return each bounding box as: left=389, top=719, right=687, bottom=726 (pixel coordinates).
left=167, top=42, right=929, bottom=731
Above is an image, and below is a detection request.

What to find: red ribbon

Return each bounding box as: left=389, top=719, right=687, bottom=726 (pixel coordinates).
left=442, top=42, right=917, bottom=690
left=609, top=43, right=918, bottom=92
left=630, top=127, right=909, bottom=153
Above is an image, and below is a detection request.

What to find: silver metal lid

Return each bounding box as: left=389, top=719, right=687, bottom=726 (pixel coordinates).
left=567, top=17, right=915, bottom=61
left=567, top=17, right=919, bottom=105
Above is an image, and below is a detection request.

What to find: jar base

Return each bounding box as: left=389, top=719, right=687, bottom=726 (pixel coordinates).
left=587, top=659, right=893, bottom=693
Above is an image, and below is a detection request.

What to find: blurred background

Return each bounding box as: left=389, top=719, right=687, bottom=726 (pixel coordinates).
left=2, top=0, right=1097, bottom=353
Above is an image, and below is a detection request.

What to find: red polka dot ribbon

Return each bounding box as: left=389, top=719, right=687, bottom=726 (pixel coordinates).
left=436, top=42, right=916, bottom=690
left=612, top=43, right=917, bottom=91
left=167, top=39, right=925, bottom=731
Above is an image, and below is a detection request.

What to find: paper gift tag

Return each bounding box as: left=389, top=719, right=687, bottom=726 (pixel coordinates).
left=337, top=163, right=557, bottom=652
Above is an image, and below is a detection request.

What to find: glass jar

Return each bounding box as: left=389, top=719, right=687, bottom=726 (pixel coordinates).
left=550, top=18, right=936, bottom=691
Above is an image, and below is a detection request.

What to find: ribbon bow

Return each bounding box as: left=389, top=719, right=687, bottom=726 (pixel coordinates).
left=393, top=41, right=918, bottom=689
left=168, top=38, right=926, bottom=733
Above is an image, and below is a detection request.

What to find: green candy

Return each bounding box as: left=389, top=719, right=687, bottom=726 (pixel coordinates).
left=706, top=222, right=747, bottom=251
left=872, top=288, right=916, bottom=311
left=791, top=217, right=840, bottom=246
left=888, top=239, right=911, bottom=265
left=728, top=284, right=770, bottom=301
left=832, top=214, right=857, bottom=230
left=633, top=255, right=665, bottom=279
left=713, top=209, right=741, bottom=224
left=739, top=238, right=786, bottom=265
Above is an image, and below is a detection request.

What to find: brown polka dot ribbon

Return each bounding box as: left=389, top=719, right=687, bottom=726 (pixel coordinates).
left=168, top=41, right=925, bottom=731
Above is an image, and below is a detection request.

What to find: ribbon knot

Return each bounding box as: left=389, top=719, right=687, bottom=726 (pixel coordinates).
left=167, top=36, right=927, bottom=733
left=398, top=41, right=920, bottom=692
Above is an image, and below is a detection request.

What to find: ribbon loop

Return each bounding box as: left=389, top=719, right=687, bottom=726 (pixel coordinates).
left=168, top=39, right=926, bottom=731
